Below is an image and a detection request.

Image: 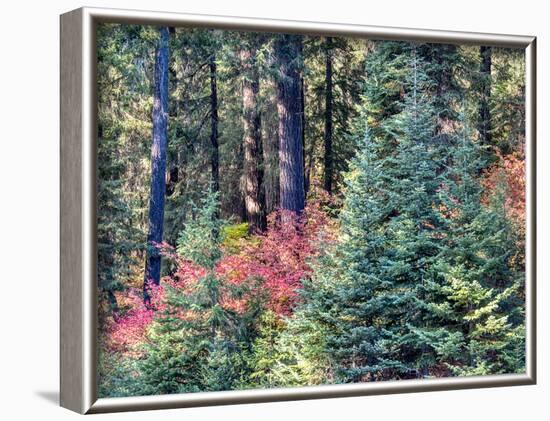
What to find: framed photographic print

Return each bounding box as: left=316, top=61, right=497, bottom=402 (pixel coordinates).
left=60, top=7, right=536, bottom=414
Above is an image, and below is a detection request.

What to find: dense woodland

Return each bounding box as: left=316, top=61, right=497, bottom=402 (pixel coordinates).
left=97, top=23, right=526, bottom=397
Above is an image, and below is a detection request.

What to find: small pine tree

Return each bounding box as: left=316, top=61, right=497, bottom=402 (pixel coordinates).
left=245, top=311, right=289, bottom=388
left=136, top=191, right=228, bottom=394
left=136, top=190, right=268, bottom=393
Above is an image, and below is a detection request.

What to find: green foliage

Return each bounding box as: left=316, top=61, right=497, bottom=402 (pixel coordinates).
left=485, top=47, right=525, bottom=155
left=433, top=125, right=525, bottom=374
left=313, top=46, right=449, bottom=381
left=245, top=309, right=331, bottom=388
left=176, top=190, right=224, bottom=269
left=98, top=351, right=141, bottom=398
left=280, top=43, right=525, bottom=383
left=274, top=304, right=333, bottom=386
left=97, top=23, right=150, bottom=309
left=97, top=24, right=527, bottom=397
left=221, top=222, right=251, bottom=253
left=134, top=192, right=266, bottom=394
left=302, top=36, right=366, bottom=192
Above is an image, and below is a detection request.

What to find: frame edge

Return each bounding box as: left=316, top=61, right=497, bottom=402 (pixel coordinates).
left=525, top=37, right=537, bottom=385
left=86, top=374, right=535, bottom=414
left=83, top=6, right=534, bottom=47
left=59, top=6, right=537, bottom=414
left=60, top=7, right=89, bottom=415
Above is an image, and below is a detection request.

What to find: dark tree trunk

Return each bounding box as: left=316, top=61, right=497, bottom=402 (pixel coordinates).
left=304, top=75, right=317, bottom=198
left=241, top=43, right=267, bottom=232
left=144, top=27, right=170, bottom=298
left=166, top=26, right=179, bottom=198
left=479, top=46, right=492, bottom=146
left=275, top=34, right=305, bottom=214
left=210, top=54, right=220, bottom=194
left=300, top=75, right=308, bottom=195
left=323, top=37, right=334, bottom=194
left=262, top=83, right=280, bottom=216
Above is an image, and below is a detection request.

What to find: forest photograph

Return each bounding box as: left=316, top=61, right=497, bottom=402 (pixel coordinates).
left=97, top=23, right=527, bottom=398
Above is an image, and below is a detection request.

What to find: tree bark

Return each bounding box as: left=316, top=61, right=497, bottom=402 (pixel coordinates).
left=144, top=27, right=170, bottom=298
left=275, top=34, right=305, bottom=214
left=479, top=46, right=492, bottom=146
left=210, top=54, right=220, bottom=194
left=301, top=75, right=308, bottom=195
left=323, top=37, right=334, bottom=194
left=166, top=27, right=178, bottom=199
left=241, top=43, right=267, bottom=232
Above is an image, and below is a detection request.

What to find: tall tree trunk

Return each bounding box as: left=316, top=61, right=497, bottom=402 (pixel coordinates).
left=210, top=54, right=220, bottom=194
left=323, top=37, right=334, bottom=194
left=479, top=46, right=492, bottom=146
left=166, top=27, right=179, bottom=198
left=275, top=34, right=305, bottom=214
left=144, top=27, right=170, bottom=299
left=241, top=43, right=267, bottom=232
left=301, top=75, right=308, bottom=195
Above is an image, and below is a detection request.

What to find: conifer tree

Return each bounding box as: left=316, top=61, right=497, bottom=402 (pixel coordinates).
left=287, top=45, right=452, bottom=381
left=97, top=24, right=148, bottom=314
left=136, top=191, right=266, bottom=393
left=275, top=34, right=305, bottom=214
left=137, top=191, right=225, bottom=394
left=435, top=113, right=525, bottom=375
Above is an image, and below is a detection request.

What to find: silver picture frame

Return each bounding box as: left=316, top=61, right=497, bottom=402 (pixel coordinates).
left=60, top=6, right=537, bottom=414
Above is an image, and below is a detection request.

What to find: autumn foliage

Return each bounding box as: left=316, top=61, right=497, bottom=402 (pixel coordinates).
left=483, top=152, right=525, bottom=223
left=103, top=191, right=336, bottom=355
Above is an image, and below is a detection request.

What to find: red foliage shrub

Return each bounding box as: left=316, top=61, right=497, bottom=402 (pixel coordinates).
left=103, top=284, right=162, bottom=355
left=218, top=189, right=337, bottom=315
left=482, top=151, right=526, bottom=227
left=103, top=189, right=337, bottom=353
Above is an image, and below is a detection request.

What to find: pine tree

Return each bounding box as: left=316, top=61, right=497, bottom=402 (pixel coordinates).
left=285, top=45, right=452, bottom=382
left=241, top=33, right=267, bottom=232
left=97, top=24, right=148, bottom=315
left=136, top=191, right=266, bottom=393
left=362, top=41, right=410, bottom=153
left=97, top=122, right=142, bottom=314
left=434, top=113, right=525, bottom=375
left=301, top=36, right=365, bottom=195
left=136, top=191, right=223, bottom=394
left=245, top=311, right=289, bottom=388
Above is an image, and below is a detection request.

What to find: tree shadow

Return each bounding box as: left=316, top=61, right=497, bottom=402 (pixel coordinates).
left=35, top=390, right=59, bottom=405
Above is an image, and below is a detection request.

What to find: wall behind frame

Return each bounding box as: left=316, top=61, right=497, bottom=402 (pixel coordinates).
left=0, top=0, right=546, bottom=420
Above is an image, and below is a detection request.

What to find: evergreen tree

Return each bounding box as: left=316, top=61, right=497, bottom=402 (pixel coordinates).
left=435, top=113, right=525, bottom=375
left=136, top=191, right=222, bottom=394
left=244, top=311, right=289, bottom=388
left=241, top=33, right=267, bottom=232
left=136, top=191, right=266, bottom=394
left=286, top=45, right=451, bottom=382
left=97, top=23, right=150, bottom=314
left=95, top=25, right=527, bottom=395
